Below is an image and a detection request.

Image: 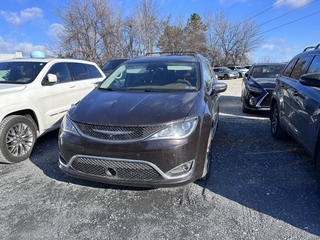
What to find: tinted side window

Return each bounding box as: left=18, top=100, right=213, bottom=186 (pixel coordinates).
left=203, top=61, right=213, bottom=93
left=282, top=59, right=297, bottom=77
left=290, top=56, right=313, bottom=80
left=86, top=64, right=103, bottom=78
left=47, top=63, right=71, bottom=83
left=307, top=55, right=320, bottom=74
left=69, top=63, right=90, bottom=80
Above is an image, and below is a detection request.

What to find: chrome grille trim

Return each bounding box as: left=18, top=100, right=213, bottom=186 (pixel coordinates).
left=65, top=155, right=195, bottom=181
left=260, top=89, right=273, bottom=107
left=256, top=88, right=272, bottom=108
left=68, top=155, right=164, bottom=181
left=75, top=123, right=166, bottom=142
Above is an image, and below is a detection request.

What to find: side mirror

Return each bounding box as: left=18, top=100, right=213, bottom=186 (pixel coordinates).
left=245, top=72, right=248, bottom=77
left=300, top=73, right=320, bottom=87
left=213, top=81, right=227, bottom=93
left=47, top=73, right=58, bottom=83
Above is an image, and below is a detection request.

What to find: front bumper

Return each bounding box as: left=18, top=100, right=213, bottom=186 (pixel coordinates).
left=58, top=123, right=209, bottom=188
left=243, top=88, right=273, bottom=110
left=59, top=155, right=198, bottom=188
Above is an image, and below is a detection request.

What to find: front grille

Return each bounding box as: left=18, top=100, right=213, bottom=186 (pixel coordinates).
left=260, top=89, right=273, bottom=107
left=71, top=156, right=162, bottom=181
left=75, top=123, right=165, bottom=141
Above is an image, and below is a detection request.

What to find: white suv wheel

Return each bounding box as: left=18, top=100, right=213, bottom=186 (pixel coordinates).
left=0, top=115, right=37, bottom=163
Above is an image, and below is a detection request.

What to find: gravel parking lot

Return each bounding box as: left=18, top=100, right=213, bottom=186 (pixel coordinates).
left=1, top=78, right=320, bottom=240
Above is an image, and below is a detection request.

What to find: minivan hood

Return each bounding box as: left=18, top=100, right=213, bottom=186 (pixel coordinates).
left=69, top=90, right=199, bottom=125
left=0, top=84, right=27, bottom=94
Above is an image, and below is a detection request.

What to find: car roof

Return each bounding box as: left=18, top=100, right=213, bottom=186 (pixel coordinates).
left=1, top=57, right=98, bottom=64
left=125, top=54, right=200, bottom=64
left=295, top=48, right=320, bottom=58
left=251, top=62, right=286, bottom=66
left=289, top=44, right=320, bottom=59
left=108, top=58, right=130, bottom=61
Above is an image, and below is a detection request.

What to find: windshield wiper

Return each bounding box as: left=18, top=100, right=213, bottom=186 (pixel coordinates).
left=100, top=88, right=113, bottom=91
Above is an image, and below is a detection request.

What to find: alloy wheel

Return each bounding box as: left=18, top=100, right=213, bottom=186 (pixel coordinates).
left=6, top=122, right=34, bottom=157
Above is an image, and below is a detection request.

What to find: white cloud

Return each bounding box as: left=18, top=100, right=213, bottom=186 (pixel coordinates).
left=255, top=38, right=302, bottom=62
left=0, top=37, right=47, bottom=56
left=261, top=44, right=275, bottom=51
left=0, top=7, right=43, bottom=26
left=14, top=42, right=48, bottom=56
left=20, top=7, right=43, bottom=21
left=273, top=0, right=311, bottom=9
left=47, top=23, right=65, bottom=37
left=0, top=36, right=13, bottom=52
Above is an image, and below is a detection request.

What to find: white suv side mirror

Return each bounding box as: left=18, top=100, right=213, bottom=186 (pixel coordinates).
left=47, top=73, right=58, bottom=83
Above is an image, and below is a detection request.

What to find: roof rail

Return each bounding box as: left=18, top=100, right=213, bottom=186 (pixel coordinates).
left=146, top=52, right=197, bottom=57
left=303, top=44, right=320, bottom=52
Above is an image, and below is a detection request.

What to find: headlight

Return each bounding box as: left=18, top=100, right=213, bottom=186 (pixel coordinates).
left=60, top=114, right=80, bottom=136
left=247, top=82, right=264, bottom=94
left=149, top=117, right=198, bottom=140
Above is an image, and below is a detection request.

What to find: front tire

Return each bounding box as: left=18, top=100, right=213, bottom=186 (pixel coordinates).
left=0, top=115, right=37, bottom=163
left=242, top=100, right=250, bottom=113
left=270, top=104, right=287, bottom=139
left=223, top=74, right=229, bottom=80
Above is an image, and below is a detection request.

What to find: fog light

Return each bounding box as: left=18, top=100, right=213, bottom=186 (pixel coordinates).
left=182, top=162, right=192, bottom=171
left=249, top=96, right=255, bottom=105
left=165, top=160, right=195, bottom=179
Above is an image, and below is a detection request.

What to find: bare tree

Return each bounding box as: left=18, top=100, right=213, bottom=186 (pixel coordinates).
left=51, top=0, right=264, bottom=66
left=53, top=0, right=124, bottom=66
left=204, top=11, right=264, bottom=66
left=122, top=16, right=139, bottom=58
left=133, top=0, right=169, bottom=54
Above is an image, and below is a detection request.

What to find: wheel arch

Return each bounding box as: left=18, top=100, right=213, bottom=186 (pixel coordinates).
left=270, top=97, right=279, bottom=119
left=3, top=109, right=39, bottom=133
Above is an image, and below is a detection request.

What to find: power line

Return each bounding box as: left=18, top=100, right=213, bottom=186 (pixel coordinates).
left=247, top=0, right=288, bottom=21
left=257, top=0, right=319, bottom=27
left=258, top=10, right=320, bottom=35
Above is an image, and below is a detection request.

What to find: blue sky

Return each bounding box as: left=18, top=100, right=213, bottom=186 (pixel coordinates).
left=1, top=0, right=320, bottom=62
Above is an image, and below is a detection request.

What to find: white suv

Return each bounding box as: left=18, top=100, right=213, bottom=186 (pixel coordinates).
left=0, top=53, right=105, bottom=163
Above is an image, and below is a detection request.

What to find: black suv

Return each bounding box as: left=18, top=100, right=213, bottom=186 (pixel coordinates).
left=270, top=44, right=320, bottom=192
left=101, top=58, right=130, bottom=76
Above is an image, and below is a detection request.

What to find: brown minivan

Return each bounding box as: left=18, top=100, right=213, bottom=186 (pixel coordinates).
left=58, top=52, right=227, bottom=188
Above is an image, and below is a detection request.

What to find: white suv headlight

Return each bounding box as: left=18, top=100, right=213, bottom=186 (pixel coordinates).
left=149, top=117, right=198, bottom=140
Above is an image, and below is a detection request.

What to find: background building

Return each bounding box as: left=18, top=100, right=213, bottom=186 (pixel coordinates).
left=0, top=52, right=23, bottom=60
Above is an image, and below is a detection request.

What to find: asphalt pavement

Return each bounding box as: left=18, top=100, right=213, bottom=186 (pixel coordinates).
left=1, top=78, right=320, bottom=240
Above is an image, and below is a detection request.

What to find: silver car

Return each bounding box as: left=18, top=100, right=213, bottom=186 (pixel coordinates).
left=213, top=67, right=238, bottom=79
left=228, top=66, right=248, bottom=78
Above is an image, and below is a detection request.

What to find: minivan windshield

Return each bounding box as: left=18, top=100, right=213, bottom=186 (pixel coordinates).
left=0, top=62, right=47, bottom=84
left=99, top=62, right=200, bottom=92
